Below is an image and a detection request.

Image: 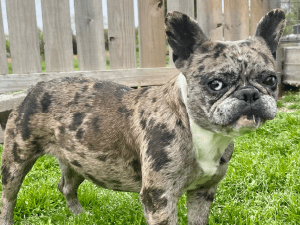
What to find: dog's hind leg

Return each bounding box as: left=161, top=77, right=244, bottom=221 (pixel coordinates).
left=0, top=140, right=40, bottom=225
left=58, top=161, right=85, bottom=215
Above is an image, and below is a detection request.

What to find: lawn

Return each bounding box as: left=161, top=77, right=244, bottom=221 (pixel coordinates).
left=0, top=94, right=300, bottom=224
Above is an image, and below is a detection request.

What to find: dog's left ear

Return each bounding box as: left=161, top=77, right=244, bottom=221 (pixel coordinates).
left=254, top=9, right=285, bottom=59
left=165, top=11, right=208, bottom=70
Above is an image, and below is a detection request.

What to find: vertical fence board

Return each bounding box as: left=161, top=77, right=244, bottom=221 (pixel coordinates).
left=167, top=0, right=194, bottom=67
left=107, top=0, right=136, bottom=69
left=224, top=0, right=249, bottom=41
left=74, top=0, right=106, bottom=71
left=0, top=2, right=8, bottom=74
left=197, top=0, right=223, bottom=40
left=138, top=0, right=165, bottom=68
left=251, top=0, right=273, bottom=36
left=42, top=0, right=74, bottom=72
left=6, top=0, right=41, bottom=74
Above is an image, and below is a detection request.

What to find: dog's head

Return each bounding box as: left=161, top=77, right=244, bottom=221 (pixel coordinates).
left=166, top=9, right=285, bottom=137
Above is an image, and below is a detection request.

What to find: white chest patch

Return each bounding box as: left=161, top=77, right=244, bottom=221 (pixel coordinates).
left=177, top=74, right=232, bottom=189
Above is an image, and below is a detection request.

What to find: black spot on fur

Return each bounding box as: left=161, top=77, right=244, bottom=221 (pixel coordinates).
left=31, top=136, right=43, bottom=153
left=213, top=43, right=226, bottom=59
left=244, top=61, right=248, bottom=69
left=92, top=117, right=101, bottom=132
left=176, top=119, right=184, bottom=128
left=78, top=78, right=89, bottom=84
left=131, top=159, right=141, bottom=173
left=97, top=155, right=107, bottom=162
left=13, top=142, right=24, bottom=163
left=141, top=188, right=168, bottom=213
left=93, top=82, right=103, bottom=89
left=140, top=119, right=147, bottom=130
left=258, top=52, right=271, bottom=64
left=200, top=44, right=210, bottom=53
left=220, top=156, right=226, bottom=164
left=76, top=128, right=84, bottom=139
left=82, top=85, right=88, bottom=92
left=1, top=166, right=10, bottom=185
left=41, top=92, right=52, bottom=113
left=71, top=160, right=82, bottom=167
left=139, top=109, right=145, bottom=117
left=69, top=113, right=84, bottom=131
left=118, top=106, right=133, bottom=118
left=85, top=173, right=106, bottom=187
left=74, top=92, right=80, bottom=104
left=152, top=98, right=157, bottom=103
left=198, top=66, right=205, bottom=73
left=204, top=192, right=215, bottom=202
left=16, top=84, right=44, bottom=140
left=149, top=118, right=155, bottom=127
left=146, top=123, right=174, bottom=171
left=59, top=126, right=65, bottom=134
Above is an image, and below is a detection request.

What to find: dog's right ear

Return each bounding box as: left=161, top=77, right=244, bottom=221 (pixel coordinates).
left=165, top=11, right=208, bottom=70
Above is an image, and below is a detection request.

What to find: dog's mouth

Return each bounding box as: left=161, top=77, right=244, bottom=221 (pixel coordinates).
left=236, top=114, right=259, bottom=127
left=230, top=114, right=262, bottom=135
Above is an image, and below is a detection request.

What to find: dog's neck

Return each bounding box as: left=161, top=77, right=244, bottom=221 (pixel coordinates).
left=177, top=73, right=233, bottom=177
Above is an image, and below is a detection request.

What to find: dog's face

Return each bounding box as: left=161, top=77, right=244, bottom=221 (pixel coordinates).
left=166, top=9, right=285, bottom=137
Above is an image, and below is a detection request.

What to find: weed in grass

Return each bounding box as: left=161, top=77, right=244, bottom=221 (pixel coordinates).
left=0, top=112, right=300, bottom=224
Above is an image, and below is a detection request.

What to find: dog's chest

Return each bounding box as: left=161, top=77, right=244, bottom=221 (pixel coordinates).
left=188, top=121, right=232, bottom=189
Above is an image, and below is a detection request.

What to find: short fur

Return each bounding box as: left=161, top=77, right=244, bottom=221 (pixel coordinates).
left=0, top=9, right=285, bottom=225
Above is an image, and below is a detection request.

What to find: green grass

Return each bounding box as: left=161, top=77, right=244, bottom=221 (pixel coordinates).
left=1, top=98, right=300, bottom=224
left=277, top=91, right=300, bottom=110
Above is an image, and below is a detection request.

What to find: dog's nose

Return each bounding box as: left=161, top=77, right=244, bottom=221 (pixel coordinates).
left=234, top=88, right=260, bottom=104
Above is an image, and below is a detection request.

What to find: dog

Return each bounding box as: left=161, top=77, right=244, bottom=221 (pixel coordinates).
left=0, top=9, right=285, bottom=225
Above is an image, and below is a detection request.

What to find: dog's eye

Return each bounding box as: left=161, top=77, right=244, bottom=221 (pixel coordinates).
left=209, top=80, right=224, bottom=91
left=263, top=76, right=277, bottom=87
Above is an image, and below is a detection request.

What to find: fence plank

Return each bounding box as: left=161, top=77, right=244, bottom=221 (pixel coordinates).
left=167, top=0, right=194, bottom=67
left=74, top=0, right=106, bottom=71
left=0, top=68, right=180, bottom=94
left=6, top=0, right=41, bottom=74
left=107, top=0, right=136, bottom=69
left=138, top=0, right=166, bottom=68
left=197, top=0, right=223, bottom=40
left=0, top=2, right=8, bottom=75
left=41, top=0, right=74, bottom=72
left=250, top=0, right=273, bottom=36
left=224, top=0, right=249, bottom=41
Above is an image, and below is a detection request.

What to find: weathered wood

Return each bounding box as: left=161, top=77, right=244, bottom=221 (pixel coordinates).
left=167, top=0, right=194, bottom=67
left=74, top=0, right=106, bottom=71
left=107, top=0, right=136, bottom=69
left=250, top=0, right=272, bottom=36
left=197, top=0, right=223, bottom=40
left=0, top=2, right=8, bottom=75
left=0, top=67, right=180, bottom=94
left=138, top=0, right=166, bottom=68
left=224, top=0, right=249, bottom=41
left=41, top=0, right=74, bottom=72
left=6, top=0, right=41, bottom=74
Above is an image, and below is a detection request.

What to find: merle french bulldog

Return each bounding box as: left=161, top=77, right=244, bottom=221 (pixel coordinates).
left=0, top=9, right=285, bottom=225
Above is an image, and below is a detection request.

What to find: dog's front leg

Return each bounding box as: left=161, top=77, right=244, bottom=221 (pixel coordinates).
left=140, top=181, right=180, bottom=225
left=186, top=186, right=217, bottom=225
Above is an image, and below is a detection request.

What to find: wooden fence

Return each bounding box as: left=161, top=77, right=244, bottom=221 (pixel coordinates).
left=0, top=0, right=281, bottom=94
